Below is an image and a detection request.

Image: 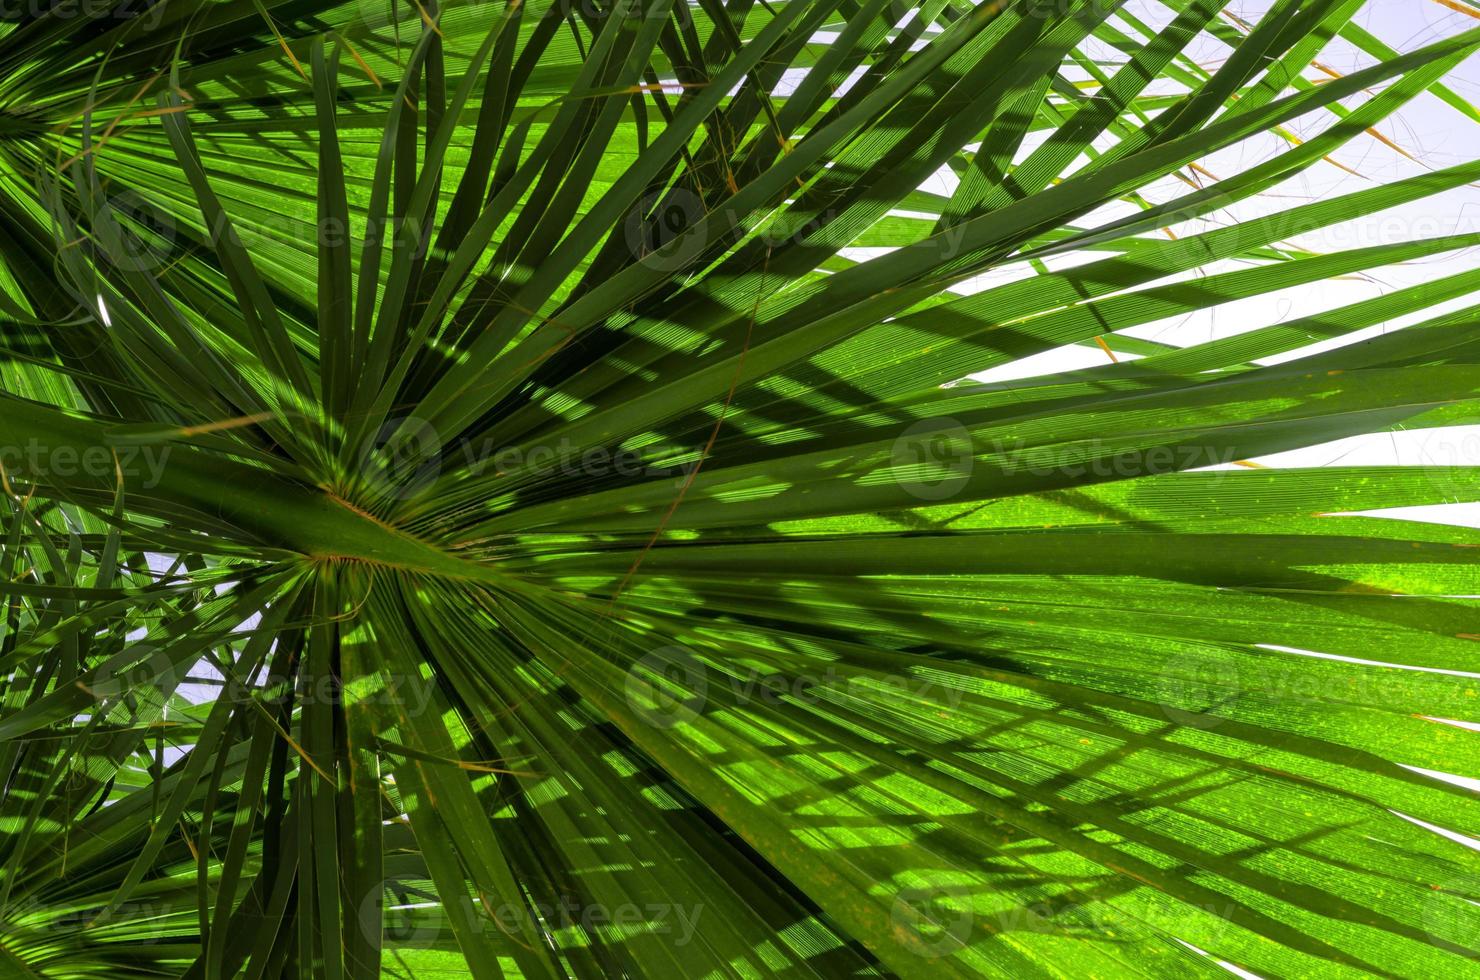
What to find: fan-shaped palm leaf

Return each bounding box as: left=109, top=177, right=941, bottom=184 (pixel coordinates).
left=0, top=1, right=1477, bottom=977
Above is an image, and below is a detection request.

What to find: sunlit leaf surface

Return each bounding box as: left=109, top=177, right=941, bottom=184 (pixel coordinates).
left=0, top=0, right=1477, bottom=976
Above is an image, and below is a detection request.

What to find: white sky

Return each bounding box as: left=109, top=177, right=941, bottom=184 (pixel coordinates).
left=844, top=0, right=1480, bottom=529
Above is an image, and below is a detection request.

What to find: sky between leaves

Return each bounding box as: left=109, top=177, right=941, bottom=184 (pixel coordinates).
left=839, top=0, right=1480, bottom=531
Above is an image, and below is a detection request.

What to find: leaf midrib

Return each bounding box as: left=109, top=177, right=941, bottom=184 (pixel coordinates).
left=0, top=394, right=500, bottom=583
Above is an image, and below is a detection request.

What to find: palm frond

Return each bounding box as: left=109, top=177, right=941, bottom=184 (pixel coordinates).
left=0, top=1, right=1477, bottom=976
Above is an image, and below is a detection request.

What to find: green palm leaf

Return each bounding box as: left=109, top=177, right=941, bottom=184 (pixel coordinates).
left=0, top=0, right=1477, bottom=976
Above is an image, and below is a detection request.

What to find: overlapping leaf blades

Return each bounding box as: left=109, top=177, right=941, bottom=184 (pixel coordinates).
left=0, top=0, right=1477, bottom=976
